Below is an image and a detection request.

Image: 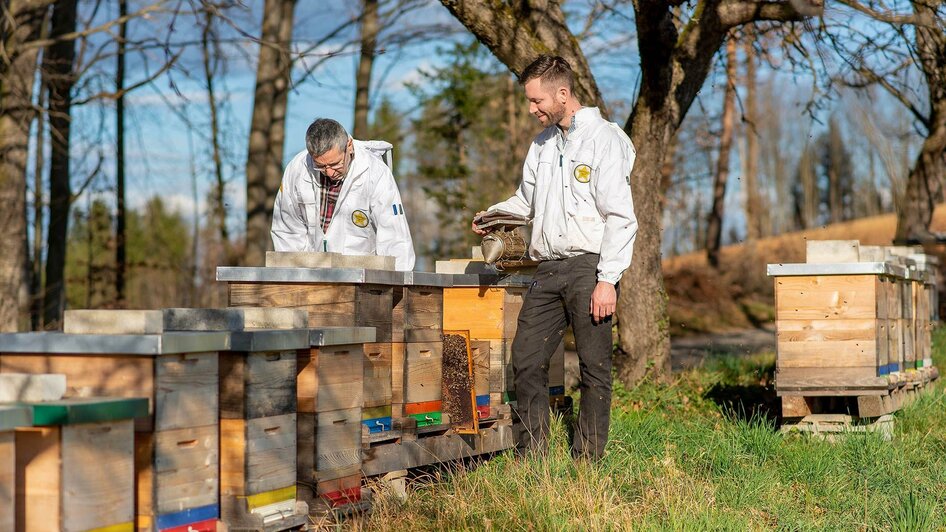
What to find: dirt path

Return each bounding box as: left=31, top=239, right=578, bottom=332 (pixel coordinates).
left=562, top=324, right=776, bottom=387
left=670, top=324, right=775, bottom=371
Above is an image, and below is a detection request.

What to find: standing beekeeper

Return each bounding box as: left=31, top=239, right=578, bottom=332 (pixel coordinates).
left=271, top=118, right=416, bottom=271
left=472, top=55, right=637, bottom=461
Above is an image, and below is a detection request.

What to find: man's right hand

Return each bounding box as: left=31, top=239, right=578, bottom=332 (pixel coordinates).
left=472, top=210, right=488, bottom=235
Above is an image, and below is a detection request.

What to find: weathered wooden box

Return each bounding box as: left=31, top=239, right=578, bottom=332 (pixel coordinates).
left=769, top=262, right=906, bottom=394
left=393, top=286, right=444, bottom=343
left=220, top=267, right=403, bottom=343
left=14, top=398, right=147, bottom=532
left=363, top=342, right=393, bottom=409
left=297, top=344, right=365, bottom=413
left=0, top=406, right=31, bottom=532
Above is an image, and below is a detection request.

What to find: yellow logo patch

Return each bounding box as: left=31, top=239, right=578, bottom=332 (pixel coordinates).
left=351, top=210, right=369, bottom=228
left=574, top=164, right=592, bottom=183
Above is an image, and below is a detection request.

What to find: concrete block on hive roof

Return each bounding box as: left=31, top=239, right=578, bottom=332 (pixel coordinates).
left=806, top=240, right=860, bottom=264
left=0, top=373, right=66, bottom=402
left=266, top=250, right=396, bottom=270
left=163, top=307, right=307, bottom=331
left=63, top=309, right=164, bottom=335
left=64, top=308, right=307, bottom=334
left=266, top=251, right=339, bottom=268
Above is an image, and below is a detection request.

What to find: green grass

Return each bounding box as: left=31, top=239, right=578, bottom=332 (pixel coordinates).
left=351, top=330, right=946, bottom=531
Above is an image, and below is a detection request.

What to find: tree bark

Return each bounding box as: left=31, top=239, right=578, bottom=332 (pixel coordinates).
left=742, top=29, right=763, bottom=240
left=706, top=37, right=737, bottom=268
left=894, top=1, right=946, bottom=244
left=201, top=6, right=232, bottom=263
left=42, top=0, right=78, bottom=329
left=0, top=1, right=52, bottom=332
left=30, top=9, right=50, bottom=330
left=115, top=0, right=127, bottom=306
left=353, top=0, right=379, bottom=139
left=438, top=0, right=607, bottom=112
left=244, top=0, right=296, bottom=266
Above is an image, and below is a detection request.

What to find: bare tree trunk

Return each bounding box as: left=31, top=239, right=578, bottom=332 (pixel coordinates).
left=201, top=7, right=231, bottom=263
left=42, top=0, right=78, bottom=329
left=0, top=1, right=52, bottom=332
left=245, top=0, right=296, bottom=267
left=896, top=110, right=946, bottom=244
left=895, top=1, right=946, bottom=244
left=30, top=13, right=50, bottom=330
left=706, top=37, right=737, bottom=268
left=353, top=0, right=378, bottom=139
left=742, top=29, right=763, bottom=240
left=115, top=0, right=127, bottom=306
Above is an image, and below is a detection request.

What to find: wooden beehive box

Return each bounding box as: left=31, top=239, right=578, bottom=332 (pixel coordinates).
left=295, top=327, right=374, bottom=507
left=0, top=319, right=229, bottom=531
left=442, top=287, right=525, bottom=340
left=220, top=267, right=402, bottom=342
left=362, top=343, right=392, bottom=409
left=769, top=261, right=907, bottom=394
left=297, top=408, right=363, bottom=483
left=14, top=398, right=147, bottom=532
left=393, top=285, right=444, bottom=343
left=297, top=344, right=365, bottom=413
left=156, top=308, right=310, bottom=530
left=0, top=406, right=31, bottom=532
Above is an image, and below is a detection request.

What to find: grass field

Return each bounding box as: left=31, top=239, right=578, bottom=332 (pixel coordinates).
left=351, top=328, right=946, bottom=531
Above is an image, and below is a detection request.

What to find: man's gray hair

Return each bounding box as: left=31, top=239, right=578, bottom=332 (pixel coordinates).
left=305, top=118, right=350, bottom=157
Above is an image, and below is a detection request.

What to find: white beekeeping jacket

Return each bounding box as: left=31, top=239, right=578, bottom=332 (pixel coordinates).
left=271, top=139, right=416, bottom=271
left=487, top=107, right=637, bottom=284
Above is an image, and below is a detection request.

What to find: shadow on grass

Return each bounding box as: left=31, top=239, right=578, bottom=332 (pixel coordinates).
left=702, top=358, right=782, bottom=425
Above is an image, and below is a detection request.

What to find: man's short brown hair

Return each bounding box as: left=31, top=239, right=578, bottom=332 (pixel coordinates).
left=519, top=55, right=574, bottom=92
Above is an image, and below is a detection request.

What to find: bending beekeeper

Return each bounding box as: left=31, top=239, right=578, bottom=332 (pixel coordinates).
left=272, top=118, right=416, bottom=271
left=472, top=55, right=637, bottom=461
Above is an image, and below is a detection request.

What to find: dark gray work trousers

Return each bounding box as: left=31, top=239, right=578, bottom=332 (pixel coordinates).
left=511, top=253, right=615, bottom=460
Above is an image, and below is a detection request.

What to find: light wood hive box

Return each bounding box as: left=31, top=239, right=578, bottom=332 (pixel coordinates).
left=14, top=398, right=147, bottom=532
left=774, top=273, right=899, bottom=390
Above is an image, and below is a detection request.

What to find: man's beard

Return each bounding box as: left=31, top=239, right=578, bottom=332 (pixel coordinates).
left=545, top=101, right=567, bottom=126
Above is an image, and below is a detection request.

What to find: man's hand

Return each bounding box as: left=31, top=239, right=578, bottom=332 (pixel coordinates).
left=471, top=210, right=488, bottom=235
left=589, top=281, right=616, bottom=324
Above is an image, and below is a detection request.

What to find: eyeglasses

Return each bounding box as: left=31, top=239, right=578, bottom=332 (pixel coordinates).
left=312, top=150, right=349, bottom=173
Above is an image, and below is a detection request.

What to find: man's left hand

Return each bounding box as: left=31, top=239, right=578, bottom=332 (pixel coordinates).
left=590, top=281, right=616, bottom=324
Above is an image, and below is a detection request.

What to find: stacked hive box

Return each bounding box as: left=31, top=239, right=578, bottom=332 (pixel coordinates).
left=13, top=397, right=148, bottom=532
left=771, top=240, right=939, bottom=418
left=906, top=252, right=937, bottom=369
left=0, top=405, right=31, bottom=531
left=386, top=272, right=448, bottom=434
left=0, top=313, right=229, bottom=531
left=772, top=256, right=904, bottom=392
left=296, top=327, right=375, bottom=510
left=160, top=308, right=310, bottom=530
left=219, top=263, right=399, bottom=509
